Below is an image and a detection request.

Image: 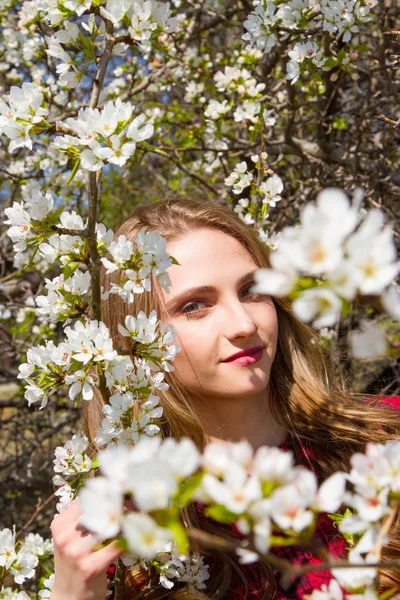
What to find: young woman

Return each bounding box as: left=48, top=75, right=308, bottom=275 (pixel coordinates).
left=50, top=197, right=400, bottom=600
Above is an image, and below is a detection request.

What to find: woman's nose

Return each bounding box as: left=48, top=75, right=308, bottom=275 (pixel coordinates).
left=222, top=299, right=257, bottom=340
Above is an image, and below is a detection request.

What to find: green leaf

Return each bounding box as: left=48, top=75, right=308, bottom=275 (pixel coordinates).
left=340, top=299, right=350, bottom=318
left=379, top=585, right=400, bottom=600
left=166, top=519, right=188, bottom=555
left=115, top=119, right=131, bottom=136
left=327, top=509, right=355, bottom=546
left=327, top=508, right=352, bottom=527
left=324, top=57, right=337, bottom=69
left=63, top=261, right=80, bottom=280
left=205, top=504, right=238, bottom=524
left=90, top=457, right=100, bottom=469
left=66, top=159, right=81, bottom=185
left=78, top=33, right=95, bottom=59
left=174, top=471, right=205, bottom=508
left=333, top=117, right=348, bottom=131
left=261, top=480, right=277, bottom=497
left=115, top=537, right=130, bottom=552
left=139, top=141, right=168, bottom=156
left=269, top=535, right=298, bottom=546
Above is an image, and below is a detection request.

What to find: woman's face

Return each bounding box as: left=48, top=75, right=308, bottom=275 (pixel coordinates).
left=160, top=228, right=278, bottom=401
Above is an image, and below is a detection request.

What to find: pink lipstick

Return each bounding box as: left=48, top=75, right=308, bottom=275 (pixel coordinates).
left=222, top=346, right=264, bottom=366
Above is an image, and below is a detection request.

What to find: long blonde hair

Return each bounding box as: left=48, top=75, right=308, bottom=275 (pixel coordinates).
left=83, top=196, right=400, bottom=599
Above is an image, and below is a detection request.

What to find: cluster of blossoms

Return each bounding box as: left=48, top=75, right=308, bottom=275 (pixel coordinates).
left=242, top=0, right=378, bottom=85
left=204, top=99, right=231, bottom=120
left=253, top=189, right=400, bottom=341
left=95, top=312, right=179, bottom=445
left=52, top=99, right=154, bottom=171
left=17, top=310, right=179, bottom=409
left=45, top=18, right=119, bottom=89
left=117, top=310, right=179, bottom=373
left=22, top=0, right=178, bottom=54
left=53, top=433, right=92, bottom=476
left=35, top=270, right=91, bottom=322
left=0, top=529, right=52, bottom=588
left=225, top=161, right=253, bottom=196
left=214, top=66, right=266, bottom=98
left=100, top=0, right=178, bottom=52
left=4, top=180, right=173, bottom=319
left=37, top=224, right=171, bottom=313
left=224, top=156, right=284, bottom=228
left=95, top=389, right=163, bottom=447
left=78, top=437, right=201, bottom=555
left=286, top=40, right=326, bottom=85
left=17, top=319, right=117, bottom=408
left=195, top=440, right=346, bottom=563
left=330, top=440, right=400, bottom=592
left=210, top=66, right=272, bottom=132
left=3, top=181, right=100, bottom=272
left=52, top=433, right=93, bottom=513
left=76, top=434, right=400, bottom=597
left=204, top=97, right=276, bottom=128
left=101, top=230, right=173, bottom=302
left=124, top=542, right=210, bottom=592
left=0, top=83, right=48, bottom=153
left=4, top=181, right=56, bottom=268
left=156, top=547, right=210, bottom=592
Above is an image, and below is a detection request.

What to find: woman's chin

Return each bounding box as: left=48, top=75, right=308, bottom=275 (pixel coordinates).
left=215, top=377, right=270, bottom=398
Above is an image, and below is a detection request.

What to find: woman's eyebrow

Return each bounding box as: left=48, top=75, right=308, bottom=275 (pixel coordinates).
left=166, top=269, right=258, bottom=309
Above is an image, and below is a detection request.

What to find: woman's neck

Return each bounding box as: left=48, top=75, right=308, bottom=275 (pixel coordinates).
left=193, top=388, right=288, bottom=451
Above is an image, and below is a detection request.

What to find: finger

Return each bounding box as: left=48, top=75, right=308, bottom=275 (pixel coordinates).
left=64, top=531, right=107, bottom=558
left=52, top=498, right=82, bottom=528
left=85, top=540, right=125, bottom=574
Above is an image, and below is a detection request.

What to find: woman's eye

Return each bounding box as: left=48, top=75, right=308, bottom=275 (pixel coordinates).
left=180, top=300, right=206, bottom=315
left=180, top=283, right=258, bottom=317
left=241, top=283, right=258, bottom=298
left=241, top=284, right=253, bottom=297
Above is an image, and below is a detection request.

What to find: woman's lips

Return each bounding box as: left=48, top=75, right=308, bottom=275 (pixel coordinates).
left=222, top=347, right=264, bottom=366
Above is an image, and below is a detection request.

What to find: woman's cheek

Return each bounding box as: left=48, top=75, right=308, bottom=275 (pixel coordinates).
left=172, top=329, right=198, bottom=367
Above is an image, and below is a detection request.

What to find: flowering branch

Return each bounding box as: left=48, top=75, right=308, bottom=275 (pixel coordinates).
left=188, top=526, right=400, bottom=579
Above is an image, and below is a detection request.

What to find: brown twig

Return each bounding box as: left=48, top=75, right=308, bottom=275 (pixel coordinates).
left=188, top=526, right=400, bottom=582
left=375, top=505, right=399, bottom=562
left=15, top=492, right=56, bottom=541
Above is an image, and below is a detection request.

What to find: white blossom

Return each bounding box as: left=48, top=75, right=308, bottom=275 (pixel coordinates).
left=0, top=529, right=16, bottom=569
left=305, top=578, right=344, bottom=600
left=38, top=573, right=55, bottom=599
left=204, top=99, right=231, bottom=120
left=224, top=162, right=253, bottom=194
left=350, top=321, right=387, bottom=360
left=258, top=173, right=283, bottom=207
left=292, top=288, right=342, bottom=329
left=10, top=547, right=38, bottom=584
left=79, top=477, right=124, bottom=539
left=53, top=100, right=153, bottom=171
left=122, top=513, right=171, bottom=560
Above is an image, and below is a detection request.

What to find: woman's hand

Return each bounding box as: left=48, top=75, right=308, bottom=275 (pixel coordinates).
left=50, top=498, right=122, bottom=600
